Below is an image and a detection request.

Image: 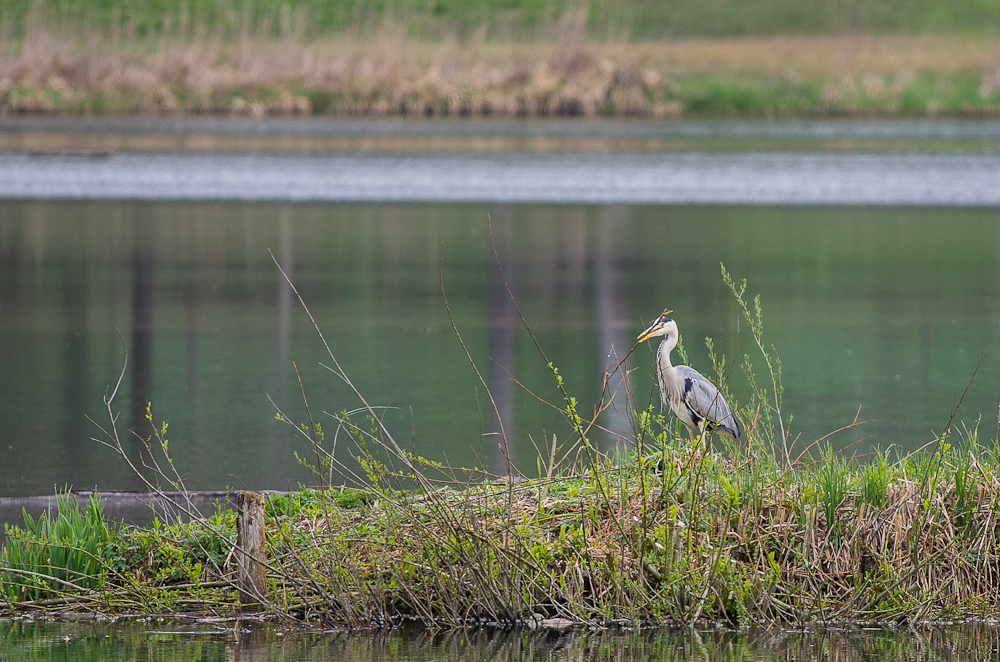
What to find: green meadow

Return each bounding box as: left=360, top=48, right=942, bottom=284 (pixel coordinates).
left=3, top=0, right=1000, bottom=40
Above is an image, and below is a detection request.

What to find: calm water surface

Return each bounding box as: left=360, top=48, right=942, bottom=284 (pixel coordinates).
left=3, top=619, right=1000, bottom=661
left=3, top=151, right=1000, bottom=205
left=1, top=201, right=998, bottom=497
left=5, top=116, right=1000, bottom=152
left=0, top=118, right=999, bottom=500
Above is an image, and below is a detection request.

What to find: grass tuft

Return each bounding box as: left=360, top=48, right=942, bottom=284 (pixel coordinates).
left=0, top=490, right=111, bottom=602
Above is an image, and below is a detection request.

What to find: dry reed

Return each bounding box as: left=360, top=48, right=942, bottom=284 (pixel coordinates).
left=2, top=25, right=1000, bottom=117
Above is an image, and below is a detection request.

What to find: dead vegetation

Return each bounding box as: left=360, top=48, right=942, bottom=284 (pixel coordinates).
left=2, top=23, right=1000, bottom=117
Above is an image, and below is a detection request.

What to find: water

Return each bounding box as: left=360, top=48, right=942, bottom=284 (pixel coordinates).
left=4, top=116, right=1000, bottom=152
left=1, top=200, right=998, bottom=499
left=2, top=619, right=1000, bottom=661
left=4, top=151, right=1000, bottom=205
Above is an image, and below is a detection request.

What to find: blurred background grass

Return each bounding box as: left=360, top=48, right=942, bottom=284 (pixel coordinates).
left=3, top=0, right=1000, bottom=41
left=1, top=0, right=998, bottom=117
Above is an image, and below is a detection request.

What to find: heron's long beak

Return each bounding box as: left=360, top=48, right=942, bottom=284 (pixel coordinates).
left=637, top=322, right=665, bottom=343
left=638, top=309, right=672, bottom=342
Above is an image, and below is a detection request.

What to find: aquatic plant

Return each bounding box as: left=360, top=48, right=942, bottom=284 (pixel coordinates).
left=0, top=490, right=111, bottom=601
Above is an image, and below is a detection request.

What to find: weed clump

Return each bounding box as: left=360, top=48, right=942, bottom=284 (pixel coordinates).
left=0, top=491, right=110, bottom=602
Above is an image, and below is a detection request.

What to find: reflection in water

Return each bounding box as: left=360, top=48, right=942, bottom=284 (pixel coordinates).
left=487, top=207, right=516, bottom=474
left=6, top=150, right=1000, bottom=205
left=129, top=211, right=154, bottom=490
left=272, top=206, right=295, bottom=473
left=596, top=206, right=632, bottom=453
left=0, top=201, right=999, bottom=496
left=129, top=212, right=153, bottom=431
left=60, top=221, right=89, bottom=475
left=2, top=619, right=1000, bottom=661
left=233, top=624, right=269, bottom=662
left=183, top=242, right=202, bottom=473
left=5, top=116, right=1000, bottom=154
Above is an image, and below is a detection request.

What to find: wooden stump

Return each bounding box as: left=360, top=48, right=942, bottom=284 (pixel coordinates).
left=236, top=491, right=267, bottom=610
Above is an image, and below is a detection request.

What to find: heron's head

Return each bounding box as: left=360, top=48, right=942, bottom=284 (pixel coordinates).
left=637, top=309, right=677, bottom=342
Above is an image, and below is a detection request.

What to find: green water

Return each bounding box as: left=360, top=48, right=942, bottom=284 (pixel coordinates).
left=1, top=201, right=999, bottom=496
left=2, top=619, right=999, bottom=661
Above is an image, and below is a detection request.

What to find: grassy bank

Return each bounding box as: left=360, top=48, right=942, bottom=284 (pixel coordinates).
left=3, top=1, right=1000, bottom=118
left=2, top=266, right=1000, bottom=627
left=3, top=31, right=1000, bottom=118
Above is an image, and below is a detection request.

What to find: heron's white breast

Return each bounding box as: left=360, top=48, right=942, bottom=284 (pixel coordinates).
left=656, top=342, right=695, bottom=428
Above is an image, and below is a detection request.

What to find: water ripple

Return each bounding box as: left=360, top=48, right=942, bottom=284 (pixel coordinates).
left=3, top=150, right=1000, bottom=205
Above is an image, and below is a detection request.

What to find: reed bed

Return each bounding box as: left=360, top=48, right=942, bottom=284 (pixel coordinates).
left=2, top=22, right=1000, bottom=117
left=3, top=264, right=1000, bottom=627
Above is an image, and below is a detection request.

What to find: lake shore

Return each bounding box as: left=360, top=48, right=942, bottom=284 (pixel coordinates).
left=3, top=33, right=1000, bottom=119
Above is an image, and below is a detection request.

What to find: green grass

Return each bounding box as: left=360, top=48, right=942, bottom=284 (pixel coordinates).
left=3, top=0, right=1000, bottom=41
left=671, top=77, right=827, bottom=116
left=0, top=491, right=111, bottom=602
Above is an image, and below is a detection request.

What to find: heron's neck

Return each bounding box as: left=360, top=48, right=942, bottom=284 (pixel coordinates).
left=656, top=336, right=676, bottom=371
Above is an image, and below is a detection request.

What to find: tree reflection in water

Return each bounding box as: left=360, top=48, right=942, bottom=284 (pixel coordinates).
left=1, top=618, right=997, bottom=661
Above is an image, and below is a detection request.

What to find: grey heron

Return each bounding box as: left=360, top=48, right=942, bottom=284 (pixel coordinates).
left=637, top=310, right=741, bottom=442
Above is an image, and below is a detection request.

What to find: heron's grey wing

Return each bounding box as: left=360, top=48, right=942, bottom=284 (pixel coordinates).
left=675, top=365, right=741, bottom=439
